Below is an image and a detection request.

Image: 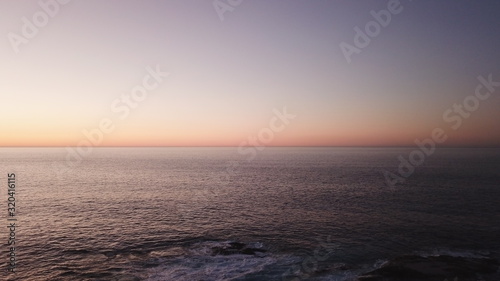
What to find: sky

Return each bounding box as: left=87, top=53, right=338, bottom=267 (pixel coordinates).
left=1, top=0, right=499, bottom=147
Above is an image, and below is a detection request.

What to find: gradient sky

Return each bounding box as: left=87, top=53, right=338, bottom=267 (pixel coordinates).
left=1, top=0, right=499, bottom=147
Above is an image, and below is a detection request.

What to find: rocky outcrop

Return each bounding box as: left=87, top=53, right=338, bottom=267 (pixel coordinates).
left=358, top=255, right=499, bottom=281
left=210, top=242, right=267, bottom=257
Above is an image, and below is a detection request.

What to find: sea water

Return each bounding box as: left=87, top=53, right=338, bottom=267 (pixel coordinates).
left=1, top=147, right=499, bottom=280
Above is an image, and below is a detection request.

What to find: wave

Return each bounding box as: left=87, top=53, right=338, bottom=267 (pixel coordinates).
left=141, top=240, right=379, bottom=281
left=144, top=240, right=277, bottom=281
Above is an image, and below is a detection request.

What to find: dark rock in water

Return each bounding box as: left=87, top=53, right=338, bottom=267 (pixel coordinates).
left=210, top=242, right=267, bottom=257
left=103, top=251, right=117, bottom=258
left=228, top=242, right=246, bottom=250
left=358, top=255, right=499, bottom=281
left=335, top=263, right=353, bottom=271
left=241, top=247, right=267, bottom=255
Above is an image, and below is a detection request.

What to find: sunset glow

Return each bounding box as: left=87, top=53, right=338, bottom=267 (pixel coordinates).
left=1, top=0, right=499, bottom=147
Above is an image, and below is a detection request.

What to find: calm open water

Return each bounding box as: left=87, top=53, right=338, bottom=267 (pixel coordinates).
left=1, top=147, right=499, bottom=280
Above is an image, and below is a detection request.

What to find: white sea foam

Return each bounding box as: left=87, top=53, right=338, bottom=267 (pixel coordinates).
left=144, top=241, right=277, bottom=281
left=415, top=248, right=491, bottom=259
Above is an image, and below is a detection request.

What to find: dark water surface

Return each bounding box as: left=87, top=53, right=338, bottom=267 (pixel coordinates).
left=1, top=147, right=499, bottom=280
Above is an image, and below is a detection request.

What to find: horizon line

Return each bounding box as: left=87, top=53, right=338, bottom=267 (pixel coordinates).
left=1, top=145, right=499, bottom=148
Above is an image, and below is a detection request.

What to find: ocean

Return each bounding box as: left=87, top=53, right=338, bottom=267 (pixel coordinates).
left=1, top=147, right=499, bottom=280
